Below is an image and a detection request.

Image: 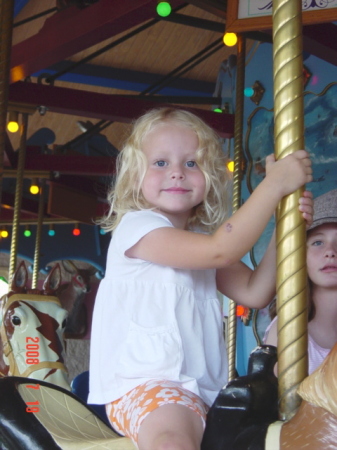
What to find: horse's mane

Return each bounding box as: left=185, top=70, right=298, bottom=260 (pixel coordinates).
left=298, top=342, right=337, bottom=416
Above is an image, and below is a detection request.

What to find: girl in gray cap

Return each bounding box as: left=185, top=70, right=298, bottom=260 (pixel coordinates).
left=265, top=188, right=337, bottom=374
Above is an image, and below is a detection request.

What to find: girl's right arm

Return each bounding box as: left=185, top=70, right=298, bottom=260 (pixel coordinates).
left=127, top=150, right=312, bottom=270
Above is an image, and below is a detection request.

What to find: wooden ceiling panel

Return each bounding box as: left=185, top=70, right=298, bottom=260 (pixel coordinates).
left=4, top=0, right=236, bottom=226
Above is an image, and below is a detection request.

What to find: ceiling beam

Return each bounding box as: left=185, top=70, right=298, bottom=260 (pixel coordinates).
left=33, top=61, right=216, bottom=96
left=9, top=82, right=235, bottom=138
left=10, top=0, right=187, bottom=83
left=23, top=153, right=115, bottom=176
left=302, top=23, right=337, bottom=67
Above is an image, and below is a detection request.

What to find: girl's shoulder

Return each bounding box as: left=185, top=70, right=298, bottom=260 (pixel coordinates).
left=119, top=210, right=173, bottom=227
left=113, top=210, right=175, bottom=254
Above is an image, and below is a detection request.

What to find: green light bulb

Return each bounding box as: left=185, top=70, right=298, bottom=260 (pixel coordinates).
left=24, top=229, right=31, bottom=237
left=156, top=2, right=171, bottom=17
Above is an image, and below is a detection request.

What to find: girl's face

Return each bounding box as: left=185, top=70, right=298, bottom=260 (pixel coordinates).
left=141, top=122, right=206, bottom=228
left=307, top=223, right=337, bottom=289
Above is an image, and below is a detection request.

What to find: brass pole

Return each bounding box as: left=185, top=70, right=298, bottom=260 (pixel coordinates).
left=227, top=35, right=245, bottom=382
left=0, top=1, right=15, bottom=212
left=8, top=113, right=28, bottom=282
left=272, top=0, right=308, bottom=420
left=32, top=179, right=45, bottom=289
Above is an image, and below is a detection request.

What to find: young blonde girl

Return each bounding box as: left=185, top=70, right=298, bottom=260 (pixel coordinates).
left=89, top=107, right=313, bottom=450
left=264, top=188, right=337, bottom=375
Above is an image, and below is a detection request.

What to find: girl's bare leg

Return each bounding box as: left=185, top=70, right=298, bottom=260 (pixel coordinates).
left=137, top=403, right=204, bottom=450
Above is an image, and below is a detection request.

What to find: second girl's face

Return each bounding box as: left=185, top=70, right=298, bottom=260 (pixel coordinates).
left=141, top=122, right=206, bottom=228
left=307, top=223, right=337, bottom=288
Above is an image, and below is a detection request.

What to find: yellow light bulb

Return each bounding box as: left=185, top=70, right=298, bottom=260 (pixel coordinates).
left=223, top=33, right=238, bottom=47
left=0, top=230, right=8, bottom=238
left=227, top=161, right=235, bottom=172
left=7, top=121, right=19, bottom=133
left=30, top=185, right=39, bottom=195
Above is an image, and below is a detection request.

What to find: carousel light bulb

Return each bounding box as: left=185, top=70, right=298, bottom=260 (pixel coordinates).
left=30, top=179, right=39, bottom=195
left=223, top=32, right=238, bottom=47
left=7, top=111, right=19, bottom=133
left=244, top=87, right=254, bottom=98
left=236, top=305, right=245, bottom=316
left=0, top=229, right=8, bottom=238
left=73, top=224, right=81, bottom=236
left=156, top=1, right=172, bottom=17
left=227, top=161, right=235, bottom=172
left=48, top=224, right=55, bottom=237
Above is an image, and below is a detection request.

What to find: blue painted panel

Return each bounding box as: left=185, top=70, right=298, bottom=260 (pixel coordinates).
left=14, top=0, right=30, bottom=17
left=33, top=61, right=215, bottom=97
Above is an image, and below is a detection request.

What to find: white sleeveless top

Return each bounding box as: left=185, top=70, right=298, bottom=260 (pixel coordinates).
left=88, top=210, right=228, bottom=406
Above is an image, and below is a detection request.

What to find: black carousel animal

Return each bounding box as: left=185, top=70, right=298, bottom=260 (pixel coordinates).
left=202, top=345, right=279, bottom=450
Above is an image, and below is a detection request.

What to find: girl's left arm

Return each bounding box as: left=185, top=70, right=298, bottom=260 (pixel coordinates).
left=216, top=190, right=313, bottom=309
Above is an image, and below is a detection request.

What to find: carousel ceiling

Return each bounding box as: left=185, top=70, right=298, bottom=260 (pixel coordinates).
left=2, top=0, right=337, bottom=229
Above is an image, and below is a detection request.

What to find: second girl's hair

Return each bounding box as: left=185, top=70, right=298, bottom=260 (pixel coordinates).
left=101, top=107, right=232, bottom=232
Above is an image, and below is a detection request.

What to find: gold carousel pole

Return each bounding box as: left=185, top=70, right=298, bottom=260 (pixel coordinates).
left=272, top=0, right=308, bottom=420
left=8, top=113, right=29, bottom=282
left=31, top=179, right=45, bottom=289
left=0, top=0, right=15, bottom=212
left=227, top=34, right=246, bottom=382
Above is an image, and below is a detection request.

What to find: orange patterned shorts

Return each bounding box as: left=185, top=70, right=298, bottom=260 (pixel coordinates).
left=105, top=380, right=209, bottom=445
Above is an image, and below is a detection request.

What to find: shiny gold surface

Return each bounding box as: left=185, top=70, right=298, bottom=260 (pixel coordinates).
left=8, top=114, right=28, bottom=282
left=272, top=0, right=308, bottom=421
left=227, top=35, right=246, bottom=382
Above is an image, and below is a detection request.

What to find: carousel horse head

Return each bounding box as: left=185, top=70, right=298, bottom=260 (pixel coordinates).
left=0, top=261, right=70, bottom=391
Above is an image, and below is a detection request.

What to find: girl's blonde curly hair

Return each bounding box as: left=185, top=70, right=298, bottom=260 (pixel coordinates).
left=101, top=107, right=232, bottom=233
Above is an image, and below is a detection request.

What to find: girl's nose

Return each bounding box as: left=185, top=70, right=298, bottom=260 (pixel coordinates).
left=325, top=247, right=336, bottom=257
left=170, top=166, right=185, bottom=179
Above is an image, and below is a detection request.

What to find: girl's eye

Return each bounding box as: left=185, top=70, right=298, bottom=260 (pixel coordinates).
left=311, top=240, right=323, bottom=246
left=155, top=160, right=167, bottom=167
left=186, top=161, right=196, bottom=168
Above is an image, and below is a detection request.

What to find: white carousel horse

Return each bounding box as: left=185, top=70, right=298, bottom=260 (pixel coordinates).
left=0, top=261, right=70, bottom=391
left=0, top=261, right=136, bottom=448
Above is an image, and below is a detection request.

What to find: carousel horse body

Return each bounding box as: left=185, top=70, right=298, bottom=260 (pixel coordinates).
left=202, top=343, right=337, bottom=449
left=280, top=342, right=337, bottom=449
left=0, top=261, right=70, bottom=391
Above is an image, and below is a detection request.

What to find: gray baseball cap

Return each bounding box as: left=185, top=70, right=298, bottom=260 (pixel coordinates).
left=308, top=188, right=337, bottom=231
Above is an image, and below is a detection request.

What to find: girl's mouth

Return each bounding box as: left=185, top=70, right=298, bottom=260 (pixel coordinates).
left=163, top=187, right=189, bottom=193
left=321, top=265, right=337, bottom=272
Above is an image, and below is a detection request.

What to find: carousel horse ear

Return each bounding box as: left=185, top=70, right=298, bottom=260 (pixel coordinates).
left=43, top=263, right=62, bottom=294
left=10, top=261, right=28, bottom=292
left=62, top=259, right=79, bottom=275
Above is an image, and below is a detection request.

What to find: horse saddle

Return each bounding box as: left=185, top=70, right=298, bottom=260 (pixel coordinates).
left=0, top=376, right=136, bottom=449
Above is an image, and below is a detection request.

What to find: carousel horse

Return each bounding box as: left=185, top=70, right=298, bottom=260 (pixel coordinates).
left=0, top=262, right=136, bottom=449
left=202, top=344, right=337, bottom=450
left=0, top=261, right=70, bottom=391
left=0, top=342, right=336, bottom=449
left=56, top=259, right=97, bottom=338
